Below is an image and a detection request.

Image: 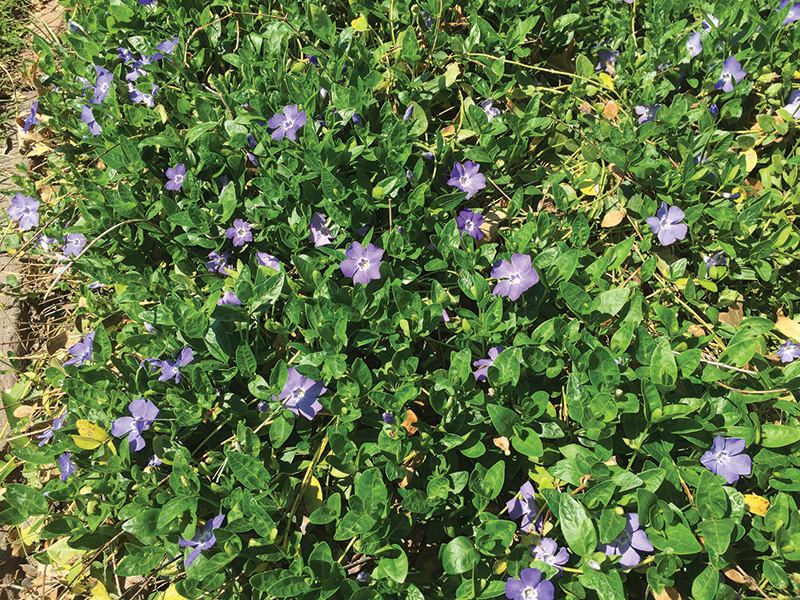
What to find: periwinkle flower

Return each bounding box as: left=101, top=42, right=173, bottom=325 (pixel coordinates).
left=777, top=340, right=800, bottom=363
left=456, top=208, right=484, bottom=240
left=165, top=163, right=186, bottom=191
left=480, top=98, right=501, bottom=121
left=63, top=233, right=87, bottom=257
left=36, top=234, right=58, bottom=251
left=256, top=252, right=280, bottom=271
left=157, top=36, right=179, bottom=55
left=7, top=193, right=40, bottom=231
left=179, top=514, right=226, bottom=568
left=226, top=219, right=253, bottom=247
left=709, top=103, right=719, bottom=116
left=81, top=105, right=101, bottom=135
left=703, top=251, right=727, bottom=271
left=596, top=49, right=619, bottom=74
left=382, top=412, right=395, bottom=424
left=217, top=291, right=242, bottom=306
left=59, top=452, right=76, bottom=482
left=38, top=413, right=67, bottom=446
left=268, top=104, right=307, bottom=141
left=645, top=201, right=688, bottom=246
left=148, top=455, right=163, bottom=467
left=779, top=0, right=800, bottom=25
left=129, top=82, right=158, bottom=107
left=473, top=346, right=504, bottom=381
left=118, top=47, right=134, bottom=63
left=530, top=538, right=570, bottom=575
left=506, top=481, right=544, bottom=533
left=22, top=101, right=40, bottom=133
left=90, top=66, right=113, bottom=104
left=783, top=89, right=800, bottom=118
left=63, top=331, right=94, bottom=367
left=504, top=568, right=554, bottom=600
left=447, top=160, right=486, bottom=199
left=309, top=212, right=337, bottom=246
left=598, top=513, right=653, bottom=567
left=686, top=32, right=702, bottom=57
left=340, top=242, right=384, bottom=285
left=715, top=57, right=746, bottom=93
left=634, top=103, right=660, bottom=124
left=111, top=398, right=159, bottom=451
left=700, top=436, right=752, bottom=484
left=701, top=14, right=719, bottom=31
left=403, top=105, right=414, bottom=122
left=441, top=309, right=450, bottom=322
left=274, top=366, right=327, bottom=420
left=159, top=347, right=194, bottom=384
left=491, top=254, right=539, bottom=301
left=305, top=54, right=320, bottom=67
left=206, top=251, right=231, bottom=274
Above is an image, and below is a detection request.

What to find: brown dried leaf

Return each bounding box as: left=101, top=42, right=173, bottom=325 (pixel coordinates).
left=479, top=208, right=507, bottom=243
left=723, top=567, right=759, bottom=591
left=398, top=465, right=415, bottom=488
left=47, top=331, right=69, bottom=355
left=718, top=296, right=744, bottom=328
left=600, top=210, right=626, bottom=228
left=687, top=324, right=706, bottom=337
left=493, top=436, right=510, bottom=454
left=776, top=309, right=800, bottom=342
left=652, top=587, right=682, bottom=600
left=401, top=409, right=418, bottom=435
left=13, top=406, right=35, bottom=419
left=603, top=100, right=619, bottom=120
left=579, top=101, right=592, bottom=115
left=440, top=125, right=455, bottom=138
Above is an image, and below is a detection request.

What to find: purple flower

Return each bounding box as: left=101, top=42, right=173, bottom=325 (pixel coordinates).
left=309, top=212, right=337, bottom=246
left=157, top=36, right=179, bottom=54
left=141, top=357, right=161, bottom=373
left=686, top=32, right=703, bottom=57
left=206, top=251, right=231, bottom=274
left=441, top=309, right=450, bottom=322
left=63, top=233, right=87, bottom=257
left=447, top=161, right=486, bottom=199
left=268, top=104, right=307, bottom=141
left=165, top=163, right=186, bottom=191
left=598, top=513, right=653, bottom=567
left=159, top=347, right=194, bottom=383
left=179, top=514, right=226, bottom=568
left=90, top=66, right=113, bottom=104
left=148, top=455, right=163, bottom=467
left=504, top=568, right=554, bottom=600
left=491, top=254, right=539, bottom=301
left=715, top=57, right=746, bottom=93
left=274, top=366, right=327, bottom=420
left=111, top=398, right=159, bottom=451
left=38, top=413, right=67, bottom=446
left=709, top=103, right=719, bottom=116
left=23, top=101, right=40, bottom=133
left=777, top=340, right=800, bottom=363
left=420, top=8, right=434, bottom=29
left=645, top=201, right=688, bottom=246
left=456, top=209, right=484, bottom=240
left=59, top=452, right=76, bottom=482
left=226, top=219, right=253, bottom=247
left=138, top=0, right=156, bottom=4
left=218, top=291, right=242, bottom=306
left=700, top=436, right=752, bottom=484
left=36, top=234, right=58, bottom=252
left=473, top=346, right=505, bottom=381
left=340, top=242, right=384, bottom=285
left=506, top=481, right=544, bottom=533
left=480, top=98, right=501, bottom=121
left=634, top=103, right=661, bottom=124
left=7, top=193, right=40, bottom=231
left=256, top=252, right=280, bottom=271
left=403, top=105, right=414, bottom=122
left=81, top=105, right=101, bottom=136
left=357, top=571, right=369, bottom=583
left=305, top=54, right=320, bottom=66
left=382, top=412, right=395, bottom=424
left=63, top=331, right=94, bottom=367
left=129, top=82, right=158, bottom=107
left=703, top=251, right=727, bottom=271
left=783, top=89, right=800, bottom=118
left=701, top=14, right=719, bottom=31
left=596, top=49, right=619, bottom=74
left=779, top=0, right=800, bottom=25
left=118, top=47, right=134, bottom=63
left=530, top=538, right=570, bottom=574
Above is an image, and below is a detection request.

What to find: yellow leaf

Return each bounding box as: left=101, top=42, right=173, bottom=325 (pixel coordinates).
left=303, top=475, right=324, bottom=512
left=743, top=493, right=770, bottom=516
left=599, top=72, right=615, bottom=89
left=89, top=579, right=113, bottom=600
left=159, top=584, right=191, bottom=600
left=743, top=148, right=757, bottom=173
left=72, top=420, right=110, bottom=450
left=579, top=183, right=599, bottom=196
left=351, top=15, right=368, bottom=31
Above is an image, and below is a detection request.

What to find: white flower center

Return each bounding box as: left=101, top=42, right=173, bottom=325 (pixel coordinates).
left=522, top=588, right=538, bottom=600
left=509, top=273, right=521, bottom=284
left=714, top=450, right=730, bottom=464
left=460, top=175, right=470, bottom=187
left=358, top=258, right=370, bottom=270
left=464, top=220, right=474, bottom=230
left=722, top=72, right=731, bottom=81
left=174, top=174, right=184, bottom=184
left=291, top=387, right=305, bottom=401
left=283, top=117, right=295, bottom=130
left=237, top=227, right=246, bottom=237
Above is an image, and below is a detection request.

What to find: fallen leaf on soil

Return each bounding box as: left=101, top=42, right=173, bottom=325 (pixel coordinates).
left=601, top=210, right=626, bottom=228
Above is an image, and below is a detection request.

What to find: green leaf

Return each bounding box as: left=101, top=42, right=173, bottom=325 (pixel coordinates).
left=122, top=508, right=161, bottom=545
left=575, top=54, right=594, bottom=78
left=691, top=565, right=719, bottom=600
left=560, top=282, right=592, bottom=315
left=761, top=424, right=800, bottom=448
left=442, top=536, right=479, bottom=574
left=378, top=544, right=408, bottom=583
left=269, top=412, right=294, bottom=448
left=115, top=545, right=165, bottom=577
left=93, top=324, right=112, bottom=364
left=488, top=349, right=520, bottom=386
left=355, top=468, right=388, bottom=512
left=559, top=493, right=597, bottom=557
left=649, top=340, right=677, bottom=389
left=697, top=519, right=735, bottom=555
left=718, top=338, right=760, bottom=368
left=581, top=567, right=624, bottom=600
left=593, top=287, right=630, bottom=317
left=307, top=2, right=334, bottom=43
left=235, top=344, right=257, bottom=377
left=648, top=522, right=702, bottom=554
left=227, top=451, right=271, bottom=491
left=5, top=483, right=48, bottom=516
left=511, top=427, right=543, bottom=458
left=696, top=469, right=729, bottom=520
left=762, top=559, right=789, bottom=588
left=588, top=347, right=620, bottom=391
left=400, top=27, right=420, bottom=64
left=487, top=404, right=519, bottom=437
left=449, top=348, right=472, bottom=385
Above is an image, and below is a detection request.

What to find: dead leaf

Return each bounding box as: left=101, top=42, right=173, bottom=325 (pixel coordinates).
left=493, top=437, right=510, bottom=455
left=546, top=39, right=576, bottom=72
left=687, top=325, right=706, bottom=337
left=718, top=297, right=744, bottom=328
left=723, top=567, right=759, bottom=591
left=13, top=406, right=34, bottom=419
left=601, top=210, right=626, bottom=228
left=401, top=409, right=418, bottom=435
left=743, top=493, right=770, bottom=516
left=47, top=331, right=69, bottom=355
left=652, top=586, right=682, bottom=600
left=399, top=465, right=415, bottom=488
left=603, top=100, right=619, bottom=120
left=479, top=208, right=507, bottom=243
left=440, top=125, right=455, bottom=138
left=776, top=309, right=800, bottom=342
left=579, top=101, right=592, bottom=115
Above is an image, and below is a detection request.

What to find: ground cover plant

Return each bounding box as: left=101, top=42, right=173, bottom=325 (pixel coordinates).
left=2, top=0, right=800, bottom=598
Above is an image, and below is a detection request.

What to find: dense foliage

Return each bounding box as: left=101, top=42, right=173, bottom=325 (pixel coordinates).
left=3, top=0, right=800, bottom=599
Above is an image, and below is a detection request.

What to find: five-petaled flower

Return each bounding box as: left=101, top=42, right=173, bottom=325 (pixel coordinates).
left=7, top=193, right=40, bottom=231
left=783, top=89, right=800, bottom=118
left=635, top=104, right=661, bottom=124
left=165, top=163, right=186, bottom=191
left=645, top=201, right=688, bottom=246
left=159, top=347, right=194, bottom=383
left=273, top=366, right=327, bottom=420
left=206, top=251, right=231, bottom=274
left=256, top=252, right=280, bottom=271
left=179, top=514, right=226, bottom=568
left=473, top=346, right=505, bottom=381
left=456, top=208, right=484, bottom=240
left=701, top=436, right=752, bottom=484
left=340, top=242, right=384, bottom=285
left=63, top=331, right=94, bottom=367
left=506, top=481, right=544, bottom=533
left=226, top=219, right=253, bottom=247
left=59, top=452, right=76, bottom=482
left=90, top=66, right=113, bottom=104
left=268, top=104, right=307, bottom=141
left=598, top=513, right=653, bottom=567
left=530, top=538, right=570, bottom=575
left=595, top=49, right=619, bottom=74
left=218, top=291, right=242, bottom=306
left=38, top=413, right=67, bottom=446
left=480, top=98, right=501, bottom=121
left=504, top=568, right=554, bottom=600
left=779, top=0, right=800, bottom=25
left=63, top=233, right=87, bottom=258
left=715, top=57, right=746, bottom=93
left=686, top=32, right=702, bottom=57
left=111, top=398, right=159, bottom=451
left=403, top=105, right=414, bottom=122
left=703, top=251, right=727, bottom=272
left=129, top=82, right=158, bottom=107
left=157, top=36, right=179, bottom=55
left=447, top=161, right=486, bottom=199
left=491, top=254, right=539, bottom=301
left=777, top=339, right=800, bottom=363
left=309, top=213, right=338, bottom=247
left=81, top=106, right=101, bottom=136
left=23, top=101, right=40, bottom=133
